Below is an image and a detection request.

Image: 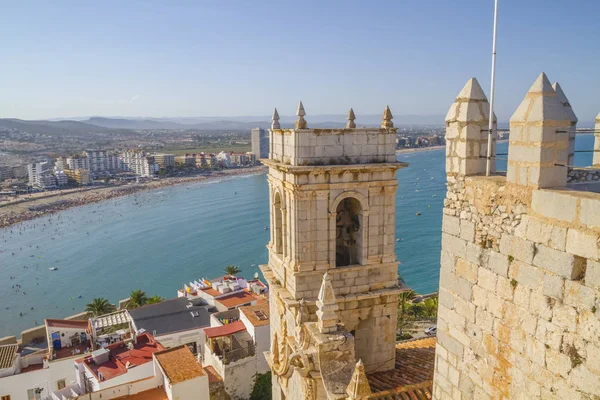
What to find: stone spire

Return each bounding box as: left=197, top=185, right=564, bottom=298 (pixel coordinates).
left=295, top=101, right=307, bottom=129
left=316, top=272, right=339, bottom=334
left=381, top=105, right=394, bottom=128
left=552, top=82, right=578, bottom=166
left=346, top=108, right=356, bottom=128
left=552, top=82, right=578, bottom=124
left=271, top=332, right=280, bottom=367
left=445, top=77, right=493, bottom=176
left=271, top=107, right=281, bottom=129
left=346, top=359, right=372, bottom=400
left=508, top=73, right=572, bottom=188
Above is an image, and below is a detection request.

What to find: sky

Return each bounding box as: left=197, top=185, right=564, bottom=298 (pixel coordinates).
left=1, top=0, right=599, bottom=123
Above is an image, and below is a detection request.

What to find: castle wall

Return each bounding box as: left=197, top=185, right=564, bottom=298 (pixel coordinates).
left=433, top=75, right=600, bottom=399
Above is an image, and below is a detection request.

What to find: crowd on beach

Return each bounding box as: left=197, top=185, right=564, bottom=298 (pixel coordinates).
left=0, top=166, right=266, bottom=229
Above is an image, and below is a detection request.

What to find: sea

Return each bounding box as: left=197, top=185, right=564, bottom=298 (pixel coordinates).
left=0, top=135, right=594, bottom=338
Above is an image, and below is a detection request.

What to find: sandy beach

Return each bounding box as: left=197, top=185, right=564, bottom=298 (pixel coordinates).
left=0, top=166, right=267, bottom=229
left=396, top=145, right=445, bottom=155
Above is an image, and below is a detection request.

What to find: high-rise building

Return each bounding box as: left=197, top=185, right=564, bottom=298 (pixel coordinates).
left=251, top=128, right=269, bottom=160
left=153, top=154, right=175, bottom=169
left=261, top=103, right=407, bottom=399
left=121, top=151, right=157, bottom=177
left=27, top=161, right=52, bottom=187
left=66, top=156, right=90, bottom=171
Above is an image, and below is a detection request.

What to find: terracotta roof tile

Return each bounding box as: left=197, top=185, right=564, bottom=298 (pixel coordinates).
left=215, top=291, right=259, bottom=309
left=204, top=365, right=223, bottom=383
left=155, top=345, right=205, bottom=384
left=239, top=303, right=270, bottom=327
left=367, top=337, right=436, bottom=396
left=204, top=321, right=246, bottom=339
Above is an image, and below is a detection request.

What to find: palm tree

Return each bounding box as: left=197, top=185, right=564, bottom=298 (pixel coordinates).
left=397, top=290, right=417, bottom=335
left=128, top=290, right=148, bottom=309
left=146, top=295, right=164, bottom=305
left=224, top=265, right=241, bottom=276
left=85, top=298, right=113, bottom=317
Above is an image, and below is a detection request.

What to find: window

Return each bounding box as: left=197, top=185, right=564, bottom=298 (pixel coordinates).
left=335, top=197, right=362, bottom=267
left=56, top=379, right=66, bottom=390
left=27, top=388, right=42, bottom=400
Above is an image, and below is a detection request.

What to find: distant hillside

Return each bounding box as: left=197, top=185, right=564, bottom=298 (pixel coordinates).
left=0, top=118, right=120, bottom=136
left=81, top=114, right=447, bottom=130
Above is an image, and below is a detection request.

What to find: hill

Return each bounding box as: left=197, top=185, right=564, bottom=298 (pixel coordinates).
left=0, top=118, right=121, bottom=136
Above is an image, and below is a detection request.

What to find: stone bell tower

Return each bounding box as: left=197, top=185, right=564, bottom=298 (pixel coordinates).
left=260, top=103, right=407, bottom=400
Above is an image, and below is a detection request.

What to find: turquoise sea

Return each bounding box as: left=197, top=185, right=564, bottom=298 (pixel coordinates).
left=0, top=135, right=594, bottom=338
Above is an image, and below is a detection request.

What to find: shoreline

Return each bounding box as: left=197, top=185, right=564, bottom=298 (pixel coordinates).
left=0, top=166, right=267, bottom=229
left=396, top=139, right=509, bottom=155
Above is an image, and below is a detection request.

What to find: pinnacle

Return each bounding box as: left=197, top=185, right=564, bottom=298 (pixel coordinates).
left=346, top=108, right=356, bottom=128
left=596, top=112, right=600, bottom=122
left=552, top=82, right=577, bottom=123
left=456, top=78, right=488, bottom=101
left=296, top=101, right=306, bottom=117
left=381, top=105, right=394, bottom=128
left=527, top=72, right=554, bottom=94
left=271, top=107, right=281, bottom=129
left=346, top=358, right=372, bottom=399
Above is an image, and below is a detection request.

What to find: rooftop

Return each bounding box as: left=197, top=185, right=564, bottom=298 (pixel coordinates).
left=204, top=321, right=246, bottom=339
left=203, top=365, right=222, bottom=384
left=112, top=388, right=168, bottom=400
left=128, top=297, right=217, bottom=336
left=367, top=337, right=436, bottom=396
left=154, top=345, right=205, bottom=384
left=0, top=344, right=19, bottom=369
left=77, top=333, right=164, bottom=382
left=239, top=303, right=270, bottom=327
left=215, top=291, right=261, bottom=309
left=46, top=319, right=90, bottom=330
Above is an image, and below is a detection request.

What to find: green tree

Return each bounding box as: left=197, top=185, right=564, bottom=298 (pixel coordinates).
left=423, top=296, right=439, bottom=318
left=397, top=290, right=417, bottom=335
left=408, top=303, right=425, bottom=320
left=85, top=298, right=114, bottom=317
left=128, top=290, right=148, bottom=309
left=146, top=295, right=164, bottom=305
left=250, top=373, right=271, bottom=400
left=224, top=265, right=241, bottom=276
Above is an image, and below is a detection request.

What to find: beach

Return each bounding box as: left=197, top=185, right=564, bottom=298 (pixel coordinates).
left=396, top=145, right=445, bottom=154
left=0, top=166, right=267, bottom=229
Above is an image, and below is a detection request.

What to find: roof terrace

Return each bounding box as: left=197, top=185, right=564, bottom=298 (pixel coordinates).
left=77, top=333, right=164, bottom=382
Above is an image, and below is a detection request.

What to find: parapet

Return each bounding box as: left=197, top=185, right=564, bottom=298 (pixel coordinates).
left=267, top=104, right=397, bottom=166
left=269, top=127, right=397, bottom=166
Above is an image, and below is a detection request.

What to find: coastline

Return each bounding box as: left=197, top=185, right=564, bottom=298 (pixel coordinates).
left=0, top=166, right=267, bottom=229
left=396, top=139, right=509, bottom=155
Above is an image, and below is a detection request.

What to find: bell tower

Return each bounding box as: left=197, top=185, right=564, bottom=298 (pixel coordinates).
left=261, top=103, right=408, bottom=399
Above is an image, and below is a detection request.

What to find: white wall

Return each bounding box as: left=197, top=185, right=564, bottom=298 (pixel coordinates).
left=222, top=356, right=256, bottom=400
left=156, top=329, right=206, bottom=358
left=0, top=357, right=79, bottom=400
left=72, top=375, right=162, bottom=400
left=238, top=313, right=270, bottom=373
left=170, top=375, right=209, bottom=400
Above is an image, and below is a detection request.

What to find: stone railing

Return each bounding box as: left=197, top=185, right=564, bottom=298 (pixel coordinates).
left=567, top=167, right=600, bottom=184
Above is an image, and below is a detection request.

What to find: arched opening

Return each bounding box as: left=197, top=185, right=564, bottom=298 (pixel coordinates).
left=335, top=197, right=362, bottom=267
left=273, top=192, right=283, bottom=255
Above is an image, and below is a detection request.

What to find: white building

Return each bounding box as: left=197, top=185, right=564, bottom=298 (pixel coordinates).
left=54, top=170, right=69, bottom=186
left=121, top=151, right=157, bottom=177
left=216, top=151, right=231, bottom=168
left=27, top=162, right=57, bottom=189
left=84, top=150, right=122, bottom=175
left=203, top=303, right=270, bottom=399
left=66, top=156, right=90, bottom=171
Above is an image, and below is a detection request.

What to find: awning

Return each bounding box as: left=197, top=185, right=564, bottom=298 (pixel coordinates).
left=204, top=321, right=246, bottom=339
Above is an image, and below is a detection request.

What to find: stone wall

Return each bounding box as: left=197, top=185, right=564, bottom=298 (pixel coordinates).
left=567, top=167, right=600, bottom=184
left=433, top=74, right=600, bottom=399
left=269, top=128, right=397, bottom=166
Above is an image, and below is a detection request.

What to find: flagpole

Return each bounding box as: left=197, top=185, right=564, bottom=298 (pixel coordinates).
left=486, top=0, right=499, bottom=176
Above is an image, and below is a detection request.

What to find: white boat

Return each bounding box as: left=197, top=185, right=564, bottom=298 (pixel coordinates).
left=49, top=267, right=58, bottom=271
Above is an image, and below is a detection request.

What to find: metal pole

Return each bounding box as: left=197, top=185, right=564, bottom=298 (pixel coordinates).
left=486, top=0, right=499, bottom=176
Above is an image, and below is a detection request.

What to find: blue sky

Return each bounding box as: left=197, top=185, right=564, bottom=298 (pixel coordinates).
left=1, top=0, right=599, bottom=123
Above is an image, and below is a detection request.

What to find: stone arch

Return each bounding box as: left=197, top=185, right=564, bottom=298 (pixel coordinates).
left=329, top=191, right=369, bottom=267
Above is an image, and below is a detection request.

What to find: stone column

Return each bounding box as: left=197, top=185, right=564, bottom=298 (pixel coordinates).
left=552, top=82, right=578, bottom=166
left=445, top=78, right=495, bottom=176
left=594, top=113, right=600, bottom=166
left=507, top=73, right=572, bottom=188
